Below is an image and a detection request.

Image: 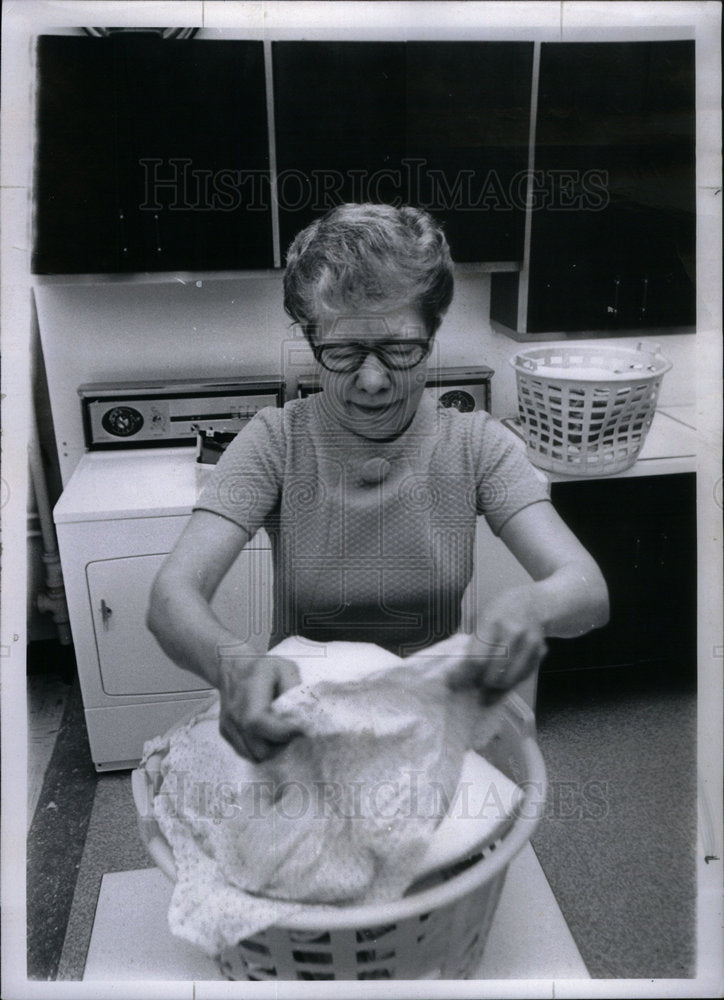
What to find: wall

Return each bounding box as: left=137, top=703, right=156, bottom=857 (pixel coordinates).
left=35, top=270, right=697, bottom=486
left=3, top=2, right=719, bottom=651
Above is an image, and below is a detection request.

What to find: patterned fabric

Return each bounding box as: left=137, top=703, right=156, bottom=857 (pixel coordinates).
left=195, top=393, right=549, bottom=655
left=140, top=637, right=509, bottom=956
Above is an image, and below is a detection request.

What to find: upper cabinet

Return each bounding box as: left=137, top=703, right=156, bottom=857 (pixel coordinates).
left=32, top=32, right=695, bottom=321
left=32, top=35, right=273, bottom=273
left=271, top=42, right=406, bottom=257
left=34, top=36, right=533, bottom=275
left=272, top=41, right=534, bottom=264
left=490, top=40, right=696, bottom=336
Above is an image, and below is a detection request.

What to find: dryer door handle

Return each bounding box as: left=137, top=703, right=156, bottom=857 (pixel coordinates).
left=100, top=599, right=113, bottom=630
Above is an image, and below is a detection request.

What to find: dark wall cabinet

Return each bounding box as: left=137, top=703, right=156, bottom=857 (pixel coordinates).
left=272, top=42, right=405, bottom=258
left=543, top=473, right=696, bottom=673
left=34, top=34, right=694, bottom=293
left=34, top=35, right=532, bottom=274
left=491, top=41, right=696, bottom=335
left=33, top=35, right=273, bottom=273
left=272, top=41, right=534, bottom=264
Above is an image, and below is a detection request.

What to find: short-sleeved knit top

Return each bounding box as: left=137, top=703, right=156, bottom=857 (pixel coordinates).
left=195, top=392, right=549, bottom=656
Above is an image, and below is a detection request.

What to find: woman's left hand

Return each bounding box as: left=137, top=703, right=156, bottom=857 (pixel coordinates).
left=442, top=588, right=547, bottom=704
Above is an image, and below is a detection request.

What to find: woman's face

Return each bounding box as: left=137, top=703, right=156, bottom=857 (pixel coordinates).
left=314, top=307, right=433, bottom=440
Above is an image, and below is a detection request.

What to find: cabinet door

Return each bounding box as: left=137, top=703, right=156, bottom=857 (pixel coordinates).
left=33, top=36, right=128, bottom=273
left=119, top=35, right=273, bottom=271
left=491, top=40, right=695, bottom=334
left=272, top=42, right=406, bottom=256
left=546, top=484, right=648, bottom=670
left=642, top=475, right=697, bottom=665
left=272, top=41, right=533, bottom=263
left=545, top=474, right=696, bottom=672
left=530, top=41, right=695, bottom=334
left=33, top=35, right=273, bottom=274
left=86, top=547, right=272, bottom=696
left=405, top=42, right=533, bottom=263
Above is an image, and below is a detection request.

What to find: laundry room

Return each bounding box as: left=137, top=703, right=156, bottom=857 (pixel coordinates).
left=2, top=1, right=721, bottom=995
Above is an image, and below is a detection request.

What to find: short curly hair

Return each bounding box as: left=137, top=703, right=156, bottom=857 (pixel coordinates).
left=283, top=203, right=454, bottom=342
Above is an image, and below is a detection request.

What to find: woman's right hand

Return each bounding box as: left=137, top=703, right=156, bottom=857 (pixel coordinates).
left=218, top=654, right=303, bottom=761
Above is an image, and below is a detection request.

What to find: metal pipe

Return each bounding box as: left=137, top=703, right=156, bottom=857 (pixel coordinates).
left=28, top=412, right=72, bottom=646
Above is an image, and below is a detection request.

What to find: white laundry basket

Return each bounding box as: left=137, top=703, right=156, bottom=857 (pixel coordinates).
left=510, top=342, right=672, bottom=476
left=132, top=693, right=546, bottom=981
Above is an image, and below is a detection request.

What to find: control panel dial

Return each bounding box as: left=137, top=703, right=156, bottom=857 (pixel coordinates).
left=101, top=405, right=144, bottom=437
left=438, top=389, right=476, bottom=412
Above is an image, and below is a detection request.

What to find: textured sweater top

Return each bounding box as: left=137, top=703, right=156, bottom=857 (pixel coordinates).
left=195, top=392, right=550, bottom=656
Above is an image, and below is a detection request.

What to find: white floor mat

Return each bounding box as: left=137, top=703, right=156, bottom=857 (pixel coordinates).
left=83, top=843, right=588, bottom=981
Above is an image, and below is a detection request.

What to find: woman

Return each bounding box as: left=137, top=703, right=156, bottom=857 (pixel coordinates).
left=147, top=203, right=609, bottom=762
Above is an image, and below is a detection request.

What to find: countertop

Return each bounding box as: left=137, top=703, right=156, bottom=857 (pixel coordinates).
left=54, top=406, right=697, bottom=524
left=502, top=405, right=697, bottom=483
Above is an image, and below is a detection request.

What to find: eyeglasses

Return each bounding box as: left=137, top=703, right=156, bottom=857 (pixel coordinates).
left=312, top=339, right=433, bottom=373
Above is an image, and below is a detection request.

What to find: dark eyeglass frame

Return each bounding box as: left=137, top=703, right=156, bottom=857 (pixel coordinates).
left=312, top=339, right=433, bottom=373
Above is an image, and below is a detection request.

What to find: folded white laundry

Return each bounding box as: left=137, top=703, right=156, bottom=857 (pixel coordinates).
left=139, top=637, right=518, bottom=956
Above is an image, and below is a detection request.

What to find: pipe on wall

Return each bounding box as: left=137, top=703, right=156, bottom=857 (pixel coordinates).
left=28, top=411, right=72, bottom=646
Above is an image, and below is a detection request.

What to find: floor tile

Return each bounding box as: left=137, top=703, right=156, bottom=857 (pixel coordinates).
left=26, top=677, right=98, bottom=981
left=27, top=674, right=69, bottom=829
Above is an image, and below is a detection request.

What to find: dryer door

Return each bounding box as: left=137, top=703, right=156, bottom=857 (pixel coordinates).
left=86, top=546, right=272, bottom=696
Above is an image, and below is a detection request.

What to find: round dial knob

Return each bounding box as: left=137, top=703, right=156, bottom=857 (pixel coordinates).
left=101, top=405, right=144, bottom=437
left=438, top=389, right=476, bottom=413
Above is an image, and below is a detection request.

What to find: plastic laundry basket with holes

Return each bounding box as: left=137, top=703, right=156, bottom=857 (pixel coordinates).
left=510, top=341, right=672, bottom=477
left=132, top=692, right=546, bottom=981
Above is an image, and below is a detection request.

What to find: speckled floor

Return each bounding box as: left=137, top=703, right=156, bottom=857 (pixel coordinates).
left=27, top=655, right=698, bottom=982
left=26, top=670, right=98, bottom=981
left=56, top=772, right=152, bottom=979
left=532, top=663, right=697, bottom=979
